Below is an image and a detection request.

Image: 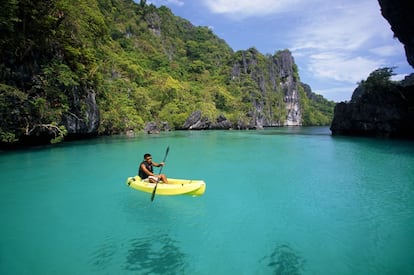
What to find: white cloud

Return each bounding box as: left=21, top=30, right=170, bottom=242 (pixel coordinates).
left=148, top=0, right=184, bottom=6
left=291, top=2, right=386, bottom=51
left=201, top=0, right=304, bottom=18
left=369, top=45, right=401, bottom=57
left=288, top=1, right=401, bottom=88
left=168, top=0, right=184, bottom=6
left=392, top=73, right=410, bottom=81
left=307, top=53, right=383, bottom=83
left=314, top=85, right=357, bottom=102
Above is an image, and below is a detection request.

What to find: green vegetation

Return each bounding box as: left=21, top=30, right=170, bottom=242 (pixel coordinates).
left=300, top=84, right=336, bottom=126
left=0, top=0, right=335, bottom=146
left=351, top=67, right=398, bottom=103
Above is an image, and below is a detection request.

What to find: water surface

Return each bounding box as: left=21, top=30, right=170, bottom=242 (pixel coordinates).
left=1, top=127, right=413, bottom=274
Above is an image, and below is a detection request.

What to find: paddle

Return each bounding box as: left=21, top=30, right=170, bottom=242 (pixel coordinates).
left=150, top=146, right=170, bottom=202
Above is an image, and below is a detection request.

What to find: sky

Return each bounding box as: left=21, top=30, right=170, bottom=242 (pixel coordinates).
left=146, top=0, right=413, bottom=102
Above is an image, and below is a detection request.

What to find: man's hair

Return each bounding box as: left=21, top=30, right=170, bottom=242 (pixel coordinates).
left=144, top=153, right=151, bottom=159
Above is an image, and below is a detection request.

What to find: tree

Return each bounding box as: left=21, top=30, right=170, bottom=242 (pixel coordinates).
left=352, top=67, right=396, bottom=103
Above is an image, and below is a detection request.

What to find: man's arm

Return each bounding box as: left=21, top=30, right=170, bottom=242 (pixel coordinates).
left=152, top=161, right=164, bottom=167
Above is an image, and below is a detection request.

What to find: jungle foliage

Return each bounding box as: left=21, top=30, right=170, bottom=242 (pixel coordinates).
left=0, top=0, right=335, bottom=145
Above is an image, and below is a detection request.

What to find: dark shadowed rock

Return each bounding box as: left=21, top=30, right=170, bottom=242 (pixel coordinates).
left=213, top=114, right=233, bottom=129
left=181, top=111, right=233, bottom=130
left=63, top=89, right=100, bottom=137
left=330, top=75, right=414, bottom=138
left=144, top=122, right=160, bottom=134
left=378, top=0, right=414, bottom=68
left=181, top=111, right=205, bottom=130
left=144, top=121, right=170, bottom=134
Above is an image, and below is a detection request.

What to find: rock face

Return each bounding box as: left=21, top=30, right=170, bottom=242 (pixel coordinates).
left=330, top=75, right=414, bottom=138
left=232, top=49, right=302, bottom=127
left=182, top=49, right=303, bottom=130
left=275, top=50, right=302, bottom=126
left=144, top=121, right=170, bottom=134
left=181, top=111, right=233, bottom=130
left=378, top=0, right=414, bottom=68
left=63, top=89, right=100, bottom=138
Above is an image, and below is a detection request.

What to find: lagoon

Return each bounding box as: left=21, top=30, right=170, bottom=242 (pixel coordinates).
left=1, top=127, right=414, bottom=274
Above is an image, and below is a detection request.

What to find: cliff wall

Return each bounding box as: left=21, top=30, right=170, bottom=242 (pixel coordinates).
left=378, top=0, right=414, bottom=68
left=182, top=49, right=303, bottom=130
left=331, top=71, right=414, bottom=138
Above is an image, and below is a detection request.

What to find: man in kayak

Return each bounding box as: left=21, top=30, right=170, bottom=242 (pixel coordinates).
left=138, top=153, right=169, bottom=183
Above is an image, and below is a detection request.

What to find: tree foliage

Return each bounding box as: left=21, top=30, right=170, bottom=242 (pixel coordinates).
left=0, top=0, right=335, bottom=146
left=352, top=67, right=397, bottom=103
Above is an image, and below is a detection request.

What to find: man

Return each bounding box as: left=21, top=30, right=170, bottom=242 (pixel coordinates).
left=138, top=153, right=168, bottom=183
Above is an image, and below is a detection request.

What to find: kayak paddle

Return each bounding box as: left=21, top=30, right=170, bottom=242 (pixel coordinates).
left=150, top=146, right=170, bottom=202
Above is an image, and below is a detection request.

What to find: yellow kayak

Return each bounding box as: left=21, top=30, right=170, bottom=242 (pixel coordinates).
left=126, top=176, right=206, bottom=196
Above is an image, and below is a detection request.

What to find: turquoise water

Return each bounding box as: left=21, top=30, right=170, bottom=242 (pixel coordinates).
left=1, top=127, right=414, bottom=274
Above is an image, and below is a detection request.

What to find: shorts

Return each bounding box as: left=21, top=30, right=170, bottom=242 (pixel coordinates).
left=144, top=176, right=159, bottom=182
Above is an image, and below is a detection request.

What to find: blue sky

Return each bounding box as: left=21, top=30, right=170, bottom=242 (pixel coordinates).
left=146, top=0, right=413, bottom=102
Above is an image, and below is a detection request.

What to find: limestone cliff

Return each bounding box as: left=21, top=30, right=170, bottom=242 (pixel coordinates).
left=63, top=89, right=100, bottom=137
left=330, top=71, right=414, bottom=138
left=182, top=49, right=303, bottom=130
left=231, top=49, right=302, bottom=127
left=275, top=51, right=302, bottom=126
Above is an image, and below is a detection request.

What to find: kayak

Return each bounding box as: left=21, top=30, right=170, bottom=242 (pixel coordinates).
left=126, top=176, right=206, bottom=196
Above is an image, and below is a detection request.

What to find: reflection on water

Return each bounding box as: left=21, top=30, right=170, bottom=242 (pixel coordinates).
left=259, top=126, right=332, bottom=136
left=90, top=238, right=118, bottom=270
left=90, top=234, right=187, bottom=274
left=124, top=234, right=187, bottom=273
left=262, top=243, right=305, bottom=275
